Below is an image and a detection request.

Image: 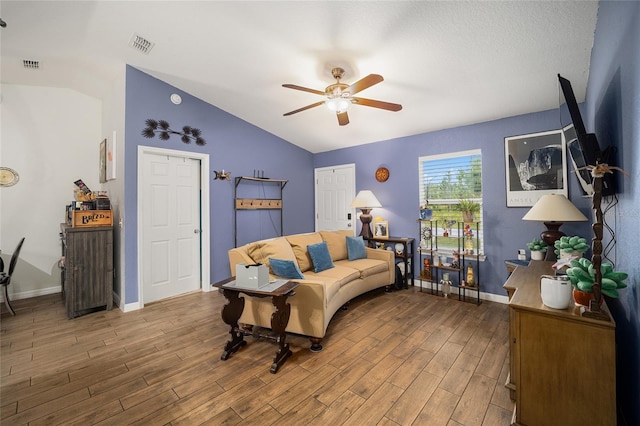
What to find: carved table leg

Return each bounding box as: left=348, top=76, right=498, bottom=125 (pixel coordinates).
left=220, top=289, right=246, bottom=360
left=270, top=293, right=292, bottom=373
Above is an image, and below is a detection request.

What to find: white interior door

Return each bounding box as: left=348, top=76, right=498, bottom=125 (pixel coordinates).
left=141, top=152, right=201, bottom=303
left=315, top=164, right=356, bottom=232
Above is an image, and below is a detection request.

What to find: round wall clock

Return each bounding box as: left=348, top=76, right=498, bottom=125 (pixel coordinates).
left=0, top=167, right=19, bottom=187
left=375, top=167, right=389, bottom=182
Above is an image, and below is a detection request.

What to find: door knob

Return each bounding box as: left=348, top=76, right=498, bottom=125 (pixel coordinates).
left=194, top=229, right=201, bottom=234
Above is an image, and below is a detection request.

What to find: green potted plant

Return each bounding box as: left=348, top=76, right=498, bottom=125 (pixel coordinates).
left=420, top=187, right=433, bottom=220
left=565, top=257, right=628, bottom=305
left=526, top=238, right=547, bottom=261
left=554, top=235, right=590, bottom=259
left=456, top=199, right=480, bottom=222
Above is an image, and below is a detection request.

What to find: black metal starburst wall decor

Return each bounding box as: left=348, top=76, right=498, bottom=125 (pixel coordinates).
left=141, top=119, right=206, bottom=145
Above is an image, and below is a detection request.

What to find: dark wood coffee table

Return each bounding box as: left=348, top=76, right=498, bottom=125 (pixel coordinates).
left=212, top=277, right=299, bottom=374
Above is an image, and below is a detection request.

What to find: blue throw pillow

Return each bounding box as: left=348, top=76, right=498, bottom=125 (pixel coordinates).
left=307, top=241, right=335, bottom=273
left=346, top=236, right=367, bottom=260
left=269, top=258, right=305, bottom=279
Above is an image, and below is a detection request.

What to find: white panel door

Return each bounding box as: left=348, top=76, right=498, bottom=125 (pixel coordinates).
left=142, top=153, right=200, bottom=303
left=315, top=164, right=356, bottom=232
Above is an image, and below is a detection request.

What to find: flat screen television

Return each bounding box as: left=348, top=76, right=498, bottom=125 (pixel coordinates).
left=558, top=73, right=617, bottom=196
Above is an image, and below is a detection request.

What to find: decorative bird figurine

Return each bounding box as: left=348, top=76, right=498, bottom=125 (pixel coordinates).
left=574, top=162, right=629, bottom=178
left=213, top=170, right=231, bottom=181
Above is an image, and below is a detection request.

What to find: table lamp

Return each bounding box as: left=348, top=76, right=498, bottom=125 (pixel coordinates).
left=522, top=194, right=588, bottom=260
left=350, top=190, right=382, bottom=239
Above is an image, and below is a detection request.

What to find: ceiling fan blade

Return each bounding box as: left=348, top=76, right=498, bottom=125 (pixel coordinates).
left=352, top=97, right=403, bottom=112
left=348, top=74, right=384, bottom=95
left=282, top=84, right=326, bottom=96
left=337, top=111, right=349, bottom=126
left=283, top=101, right=325, bottom=116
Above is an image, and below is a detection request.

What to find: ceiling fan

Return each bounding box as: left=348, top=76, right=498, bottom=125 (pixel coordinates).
left=282, top=67, right=402, bottom=126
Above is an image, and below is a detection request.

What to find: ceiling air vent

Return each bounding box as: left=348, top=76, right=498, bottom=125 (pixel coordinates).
left=23, top=60, right=39, bottom=69
left=129, top=33, right=155, bottom=55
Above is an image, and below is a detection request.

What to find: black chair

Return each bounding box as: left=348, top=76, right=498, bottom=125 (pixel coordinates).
left=1, top=237, right=25, bottom=316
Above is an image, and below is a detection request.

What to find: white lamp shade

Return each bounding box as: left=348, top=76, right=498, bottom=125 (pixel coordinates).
left=350, top=190, right=382, bottom=209
left=522, top=194, right=588, bottom=222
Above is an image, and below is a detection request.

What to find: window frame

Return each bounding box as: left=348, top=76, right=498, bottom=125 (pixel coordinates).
left=418, top=149, right=484, bottom=254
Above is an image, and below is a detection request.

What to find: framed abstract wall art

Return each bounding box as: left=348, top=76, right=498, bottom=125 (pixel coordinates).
left=504, top=129, right=567, bottom=207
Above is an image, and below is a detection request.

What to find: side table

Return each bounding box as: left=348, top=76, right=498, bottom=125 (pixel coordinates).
left=212, top=277, right=299, bottom=374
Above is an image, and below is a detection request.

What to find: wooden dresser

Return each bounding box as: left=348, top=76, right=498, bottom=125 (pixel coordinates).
left=503, top=260, right=616, bottom=426
left=61, top=224, right=113, bottom=319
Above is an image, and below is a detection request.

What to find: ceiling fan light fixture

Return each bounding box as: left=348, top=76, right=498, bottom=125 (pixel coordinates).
left=325, top=97, right=351, bottom=113
left=283, top=67, right=400, bottom=124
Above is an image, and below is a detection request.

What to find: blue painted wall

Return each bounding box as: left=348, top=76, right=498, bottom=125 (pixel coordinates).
left=121, top=4, right=638, bottom=419
left=587, top=2, right=640, bottom=424
left=314, top=110, right=593, bottom=297
left=124, top=67, right=315, bottom=303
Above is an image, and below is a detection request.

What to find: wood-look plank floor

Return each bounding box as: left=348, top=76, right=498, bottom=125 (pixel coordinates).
left=1, top=286, right=514, bottom=425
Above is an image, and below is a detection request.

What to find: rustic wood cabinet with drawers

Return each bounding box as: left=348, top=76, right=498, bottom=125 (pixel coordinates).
left=60, top=223, right=113, bottom=319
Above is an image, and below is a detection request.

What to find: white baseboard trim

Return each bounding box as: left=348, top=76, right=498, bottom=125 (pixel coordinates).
left=2, top=285, right=509, bottom=308
left=423, top=283, right=509, bottom=305
left=0, top=286, right=61, bottom=302
left=122, top=301, right=142, bottom=312
left=480, top=291, right=509, bottom=304
left=0, top=289, right=149, bottom=313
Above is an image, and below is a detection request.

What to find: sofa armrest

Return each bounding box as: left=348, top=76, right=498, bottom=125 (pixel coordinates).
left=228, top=247, right=256, bottom=276
left=365, top=247, right=395, bottom=283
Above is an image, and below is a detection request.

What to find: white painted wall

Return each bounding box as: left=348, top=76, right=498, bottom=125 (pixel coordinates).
left=0, top=84, right=102, bottom=300
left=100, top=67, right=126, bottom=308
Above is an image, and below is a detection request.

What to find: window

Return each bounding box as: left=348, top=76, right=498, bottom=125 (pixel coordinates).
left=418, top=149, right=483, bottom=253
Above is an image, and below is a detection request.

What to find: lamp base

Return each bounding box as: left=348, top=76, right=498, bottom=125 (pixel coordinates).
left=541, top=221, right=565, bottom=261
left=359, top=208, right=373, bottom=239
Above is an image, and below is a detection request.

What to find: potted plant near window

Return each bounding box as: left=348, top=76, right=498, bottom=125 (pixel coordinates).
left=527, top=238, right=547, bottom=261
left=554, top=235, right=590, bottom=259
left=456, top=199, right=480, bottom=222
left=420, top=187, right=433, bottom=220
left=566, top=257, right=628, bottom=306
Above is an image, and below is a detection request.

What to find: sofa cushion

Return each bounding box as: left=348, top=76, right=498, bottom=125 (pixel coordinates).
left=335, top=258, right=389, bottom=278
left=307, top=241, right=335, bottom=273
left=299, top=275, right=341, bottom=306
left=286, top=233, right=323, bottom=272
left=346, top=236, right=367, bottom=260
left=320, top=230, right=353, bottom=261
left=305, top=265, right=361, bottom=297
left=247, top=237, right=296, bottom=270
left=269, top=258, right=304, bottom=279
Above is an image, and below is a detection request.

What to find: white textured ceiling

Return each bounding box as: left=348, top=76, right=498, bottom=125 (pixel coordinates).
left=0, top=1, right=599, bottom=153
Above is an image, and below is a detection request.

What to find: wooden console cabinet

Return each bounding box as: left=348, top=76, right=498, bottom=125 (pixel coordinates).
left=60, top=224, right=113, bottom=319
left=503, top=260, right=616, bottom=426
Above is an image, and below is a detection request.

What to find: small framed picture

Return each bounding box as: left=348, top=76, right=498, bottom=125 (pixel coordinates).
left=373, top=220, right=389, bottom=238
left=106, top=130, right=117, bottom=181
left=99, top=139, right=107, bottom=183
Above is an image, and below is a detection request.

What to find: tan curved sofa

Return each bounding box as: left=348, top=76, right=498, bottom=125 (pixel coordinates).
left=228, top=230, right=395, bottom=351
